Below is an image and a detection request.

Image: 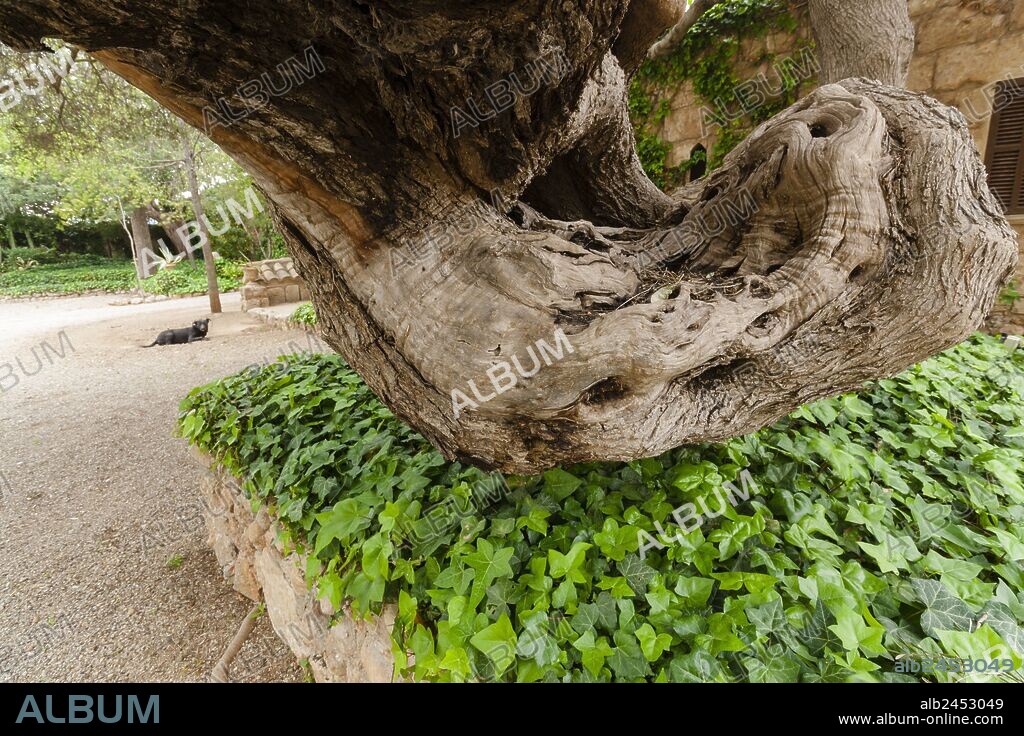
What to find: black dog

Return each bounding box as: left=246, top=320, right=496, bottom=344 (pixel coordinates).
left=143, top=319, right=210, bottom=347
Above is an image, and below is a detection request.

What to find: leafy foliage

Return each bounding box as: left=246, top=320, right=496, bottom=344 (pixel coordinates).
left=141, top=259, right=242, bottom=296
left=0, top=251, right=241, bottom=296
left=999, top=281, right=1021, bottom=309
left=0, top=43, right=279, bottom=262
left=0, top=258, right=137, bottom=296
left=0, top=247, right=109, bottom=269
left=289, top=302, right=318, bottom=326
left=179, top=334, right=1024, bottom=682
left=629, top=0, right=811, bottom=182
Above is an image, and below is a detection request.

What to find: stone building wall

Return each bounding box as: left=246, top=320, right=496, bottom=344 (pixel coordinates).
left=198, top=458, right=396, bottom=683
left=653, top=0, right=1024, bottom=330
left=906, top=0, right=1024, bottom=331
left=656, top=14, right=815, bottom=168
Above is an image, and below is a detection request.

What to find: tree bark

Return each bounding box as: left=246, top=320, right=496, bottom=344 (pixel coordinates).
left=182, top=138, right=221, bottom=314
left=129, top=205, right=152, bottom=279
left=809, top=0, right=915, bottom=86
left=0, top=1, right=1015, bottom=473
left=146, top=203, right=195, bottom=262
left=646, top=0, right=716, bottom=60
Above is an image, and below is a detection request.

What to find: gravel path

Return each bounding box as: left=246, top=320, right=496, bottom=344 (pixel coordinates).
left=0, top=292, right=317, bottom=682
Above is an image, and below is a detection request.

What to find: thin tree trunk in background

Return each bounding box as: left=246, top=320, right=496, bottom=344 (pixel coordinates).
left=808, top=0, right=915, bottom=87
left=147, top=203, right=194, bottom=261
left=130, top=205, right=152, bottom=280
left=168, top=219, right=195, bottom=262
left=182, top=138, right=222, bottom=314
left=118, top=199, right=144, bottom=292
left=241, top=219, right=264, bottom=261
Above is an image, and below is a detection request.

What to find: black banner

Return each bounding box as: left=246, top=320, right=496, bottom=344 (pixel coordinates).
left=0, top=682, right=1019, bottom=730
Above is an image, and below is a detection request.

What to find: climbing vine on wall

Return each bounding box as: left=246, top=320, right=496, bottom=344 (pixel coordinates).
left=629, top=0, right=813, bottom=188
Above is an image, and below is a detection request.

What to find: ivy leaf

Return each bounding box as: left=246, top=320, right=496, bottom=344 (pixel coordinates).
left=747, top=598, right=787, bottom=636
left=911, top=578, right=975, bottom=636
left=314, top=497, right=371, bottom=553
left=989, top=528, right=1024, bottom=561
left=635, top=623, right=672, bottom=662
left=979, top=601, right=1024, bottom=656
left=668, top=650, right=728, bottom=683
left=618, top=553, right=656, bottom=595
left=552, top=579, right=579, bottom=610
left=936, top=625, right=1015, bottom=665
left=464, top=538, right=515, bottom=608
left=571, top=592, right=618, bottom=635
left=317, top=571, right=344, bottom=610
left=517, top=613, right=560, bottom=667
left=542, top=468, right=582, bottom=501
left=593, top=518, right=638, bottom=561
left=572, top=630, right=614, bottom=677
left=742, top=642, right=802, bottom=683
left=673, top=576, right=715, bottom=606
left=607, top=634, right=652, bottom=680
left=438, top=646, right=473, bottom=680
left=800, top=600, right=835, bottom=657
left=548, top=541, right=592, bottom=582
left=470, top=614, right=517, bottom=677
left=857, top=538, right=908, bottom=575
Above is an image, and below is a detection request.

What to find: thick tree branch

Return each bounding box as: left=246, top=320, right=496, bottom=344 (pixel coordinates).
left=647, top=0, right=716, bottom=60
left=0, top=1, right=1015, bottom=474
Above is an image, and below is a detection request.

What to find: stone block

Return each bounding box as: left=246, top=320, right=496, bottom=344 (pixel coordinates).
left=906, top=53, right=937, bottom=92
left=197, top=458, right=398, bottom=682
left=255, top=545, right=327, bottom=660
left=934, top=36, right=1024, bottom=91
left=284, top=284, right=301, bottom=302
left=917, top=3, right=1011, bottom=56
left=265, top=286, right=286, bottom=305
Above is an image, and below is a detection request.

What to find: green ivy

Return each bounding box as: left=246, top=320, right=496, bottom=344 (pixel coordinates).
left=179, top=335, right=1024, bottom=682
left=141, top=259, right=242, bottom=296
left=289, top=302, right=318, bottom=326
left=630, top=0, right=811, bottom=182
left=999, top=281, right=1021, bottom=310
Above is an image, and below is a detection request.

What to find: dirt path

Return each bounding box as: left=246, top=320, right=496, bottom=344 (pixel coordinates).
left=0, top=292, right=318, bottom=682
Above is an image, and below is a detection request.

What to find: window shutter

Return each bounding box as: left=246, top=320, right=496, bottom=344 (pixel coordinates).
left=985, top=80, right=1024, bottom=215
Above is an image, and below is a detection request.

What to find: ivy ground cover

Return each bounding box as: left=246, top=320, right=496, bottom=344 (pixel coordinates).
left=178, top=334, right=1024, bottom=682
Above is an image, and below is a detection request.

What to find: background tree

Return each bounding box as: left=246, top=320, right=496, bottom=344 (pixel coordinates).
left=0, top=0, right=1015, bottom=472
left=0, top=42, right=272, bottom=308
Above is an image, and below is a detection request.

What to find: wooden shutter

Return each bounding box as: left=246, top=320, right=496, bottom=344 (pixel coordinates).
left=985, top=79, right=1024, bottom=215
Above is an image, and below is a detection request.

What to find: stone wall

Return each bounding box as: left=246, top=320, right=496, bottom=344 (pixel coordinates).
left=198, top=459, right=396, bottom=682
left=907, top=0, right=1024, bottom=331
left=652, top=0, right=1024, bottom=331
left=655, top=11, right=815, bottom=168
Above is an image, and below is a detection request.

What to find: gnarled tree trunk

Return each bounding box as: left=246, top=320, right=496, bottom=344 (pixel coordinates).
left=0, top=1, right=1014, bottom=473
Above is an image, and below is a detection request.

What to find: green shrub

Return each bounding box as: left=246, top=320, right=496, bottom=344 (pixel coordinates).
left=141, top=259, right=242, bottom=296
left=630, top=0, right=809, bottom=179
left=999, top=281, right=1021, bottom=309
left=0, top=260, right=137, bottom=296
left=289, top=302, right=317, bottom=326
left=178, top=335, right=1024, bottom=682
left=0, top=247, right=119, bottom=272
